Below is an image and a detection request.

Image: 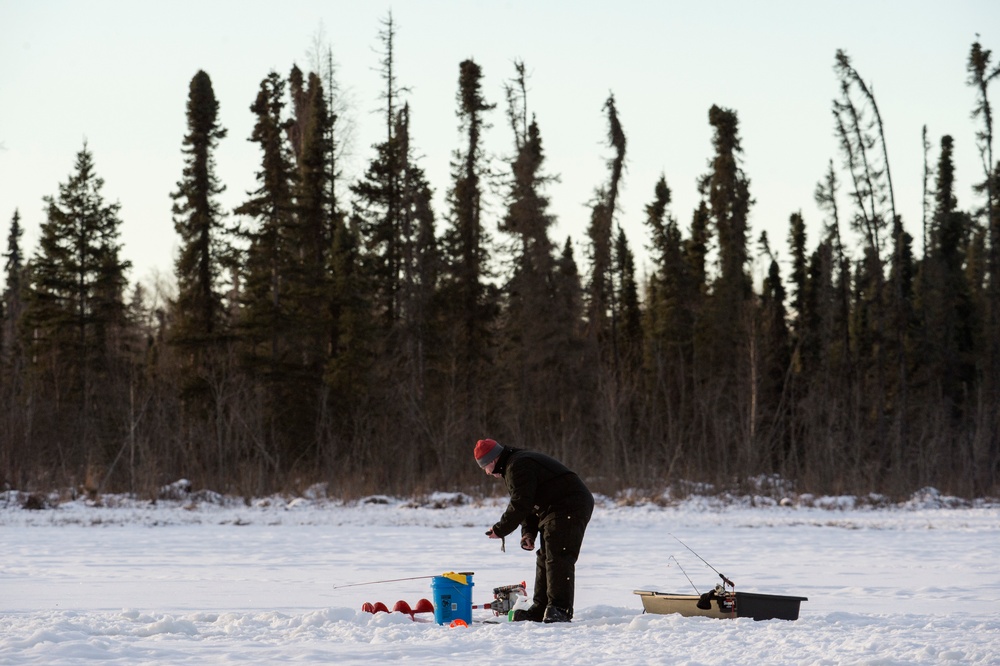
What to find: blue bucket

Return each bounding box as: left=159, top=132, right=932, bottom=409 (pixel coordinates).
left=431, top=572, right=474, bottom=625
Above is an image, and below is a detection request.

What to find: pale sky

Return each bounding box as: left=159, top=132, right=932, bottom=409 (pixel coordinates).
left=1, top=0, right=996, bottom=293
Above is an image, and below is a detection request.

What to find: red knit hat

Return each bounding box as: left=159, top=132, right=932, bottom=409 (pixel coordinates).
left=474, top=439, right=503, bottom=468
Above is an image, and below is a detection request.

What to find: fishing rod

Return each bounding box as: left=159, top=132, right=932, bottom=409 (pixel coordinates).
left=670, top=555, right=700, bottom=595
left=331, top=575, right=438, bottom=591
left=668, top=533, right=735, bottom=588
left=331, top=571, right=474, bottom=591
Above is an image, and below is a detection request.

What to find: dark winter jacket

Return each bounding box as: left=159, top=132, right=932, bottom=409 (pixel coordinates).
left=490, top=447, right=594, bottom=540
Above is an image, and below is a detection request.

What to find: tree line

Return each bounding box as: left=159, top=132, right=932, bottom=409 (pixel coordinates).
left=2, top=21, right=999, bottom=500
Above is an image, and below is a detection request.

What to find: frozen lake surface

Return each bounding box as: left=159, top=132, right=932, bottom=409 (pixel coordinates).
left=1, top=489, right=998, bottom=664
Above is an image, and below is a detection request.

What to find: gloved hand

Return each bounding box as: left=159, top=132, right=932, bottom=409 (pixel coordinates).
left=520, top=534, right=535, bottom=551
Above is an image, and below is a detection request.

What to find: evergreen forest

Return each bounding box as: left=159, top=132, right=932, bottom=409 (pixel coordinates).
left=2, top=22, right=999, bottom=500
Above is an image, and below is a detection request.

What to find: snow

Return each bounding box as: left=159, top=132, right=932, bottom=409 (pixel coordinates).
left=1, top=489, right=998, bottom=665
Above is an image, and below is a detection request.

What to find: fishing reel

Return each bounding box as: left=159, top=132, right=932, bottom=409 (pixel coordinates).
left=696, top=583, right=736, bottom=613
left=696, top=575, right=736, bottom=614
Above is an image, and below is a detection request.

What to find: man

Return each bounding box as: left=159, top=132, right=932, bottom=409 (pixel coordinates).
left=475, top=438, right=594, bottom=623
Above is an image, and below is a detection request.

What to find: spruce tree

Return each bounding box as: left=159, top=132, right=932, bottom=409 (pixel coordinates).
left=966, top=40, right=1000, bottom=493
left=350, top=14, right=416, bottom=337
left=642, top=175, right=697, bottom=432
left=581, top=97, right=642, bottom=475
left=22, top=144, right=131, bottom=479
left=967, top=41, right=999, bottom=240
left=439, top=58, right=497, bottom=422
left=287, top=66, right=334, bottom=376
left=496, top=61, right=566, bottom=444
left=698, top=105, right=752, bottom=377
left=585, top=94, right=626, bottom=349
left=233, top=71, right=304, bottom=471
left=755, top=232, right=792, bottom=470
left=694, top=104, right=753, bottom=475
left=235, top=72, right=298, bottom=365
left=170, top=70, right=229, bottom=400
left=26, top=144, right=131, bottom=382
left=701, top=105, right=752, bottom=305
left=292, top=46, right=356, bottom=461
left=394, top=103, right=439, bottom=408
left=1, top=209, right=27, bottom=486
left=360, top=11, right=404, bottom=332
left=351, top=79, right=438, bottom=480
left=2, top=209, right=25, bottom=368
left=917, top=136, right=976, bottom=420
left=884, top=212, right=917, bottom=488
left=357, top=102, right=440, bottom=484
left=788, top=212, right=807, bottom=334
left=500, top=62, right=555, bottom=267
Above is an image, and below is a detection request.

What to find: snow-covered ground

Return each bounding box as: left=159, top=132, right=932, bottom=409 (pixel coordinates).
left=1, top=487, right=998, bottom=665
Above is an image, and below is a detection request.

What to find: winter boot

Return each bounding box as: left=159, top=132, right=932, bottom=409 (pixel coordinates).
left=512, top=604, right=544, bottom=622
left=542, top=606, right=572, bottom=623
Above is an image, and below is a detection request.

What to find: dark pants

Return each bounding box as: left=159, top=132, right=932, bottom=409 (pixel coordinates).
left=532, top=497, right=594, bottom=615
